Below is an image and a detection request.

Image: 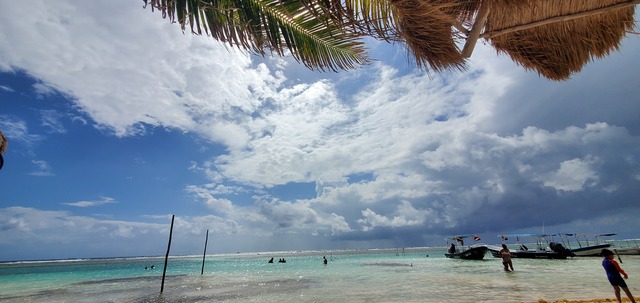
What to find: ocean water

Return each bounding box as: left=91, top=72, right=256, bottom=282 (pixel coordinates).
left=1, top=248, right=638, bottom=303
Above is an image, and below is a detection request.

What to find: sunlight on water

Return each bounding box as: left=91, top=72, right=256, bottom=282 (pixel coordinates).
left=0, top=249, right=638, bottom=302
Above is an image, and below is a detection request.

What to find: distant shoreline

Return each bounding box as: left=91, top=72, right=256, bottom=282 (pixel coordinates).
left=0, top=246, right=446, bottom=264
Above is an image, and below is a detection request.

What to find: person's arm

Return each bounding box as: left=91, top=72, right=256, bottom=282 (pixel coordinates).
left=611, top=259, right=628, bottom=278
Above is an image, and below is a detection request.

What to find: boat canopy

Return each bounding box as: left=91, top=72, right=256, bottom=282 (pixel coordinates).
left=445, top=235, right=474, bottom=240
left=595, top=233, right=617, bottom=237
left=497, top=233, right=553, bottom=238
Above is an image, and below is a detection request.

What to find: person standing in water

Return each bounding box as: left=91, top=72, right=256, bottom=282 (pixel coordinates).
left=323, top=256, right=328, bottom=265
left=601, top=249, right=636, bottom=303
left=499, top=244, right=514, bottom=272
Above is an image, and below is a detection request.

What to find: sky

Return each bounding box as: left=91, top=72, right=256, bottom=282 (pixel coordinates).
left=0, top=1, right=639, bottom=261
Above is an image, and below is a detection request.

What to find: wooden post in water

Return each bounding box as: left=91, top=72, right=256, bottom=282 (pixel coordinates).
left=201, top=229, right=209, bottom=275
left=160, top=214, right=175, bottom=293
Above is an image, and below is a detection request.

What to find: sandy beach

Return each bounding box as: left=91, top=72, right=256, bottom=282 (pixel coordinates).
left=532, top=298, right=638, bottom=303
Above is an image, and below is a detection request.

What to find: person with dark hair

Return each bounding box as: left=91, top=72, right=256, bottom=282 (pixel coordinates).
left=601, top=249, right=636, bottom=303
left=448, top=243, right=456, bottom=254
left=499, top=244, right=514, bottom=272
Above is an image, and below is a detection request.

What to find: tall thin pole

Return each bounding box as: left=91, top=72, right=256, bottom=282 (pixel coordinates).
left=201, top=229, right=209, bottom=275
left=161, top=214, right=175, bottom=293
left=614, top=249, right=623, bottom=264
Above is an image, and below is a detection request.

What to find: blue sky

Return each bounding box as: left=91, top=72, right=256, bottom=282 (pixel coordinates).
left=1, top=1, right=639, bottom=261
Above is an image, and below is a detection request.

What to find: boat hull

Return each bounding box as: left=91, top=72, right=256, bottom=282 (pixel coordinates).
left=511, top=251, right=569, bottom=259
left=445, top=246, right=488, bottom=260
left=571, top=244, right=611, bottom=256
left=488, top=248, right=570, bottom=259
left=612, top=247, right=640, bottom=255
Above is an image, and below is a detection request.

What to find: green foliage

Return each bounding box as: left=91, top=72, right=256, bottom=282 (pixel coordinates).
left=144, top=0, right=371, bottom=71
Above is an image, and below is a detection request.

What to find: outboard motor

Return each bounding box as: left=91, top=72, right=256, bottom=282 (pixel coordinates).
left=549, top=242, right=575, bottom=257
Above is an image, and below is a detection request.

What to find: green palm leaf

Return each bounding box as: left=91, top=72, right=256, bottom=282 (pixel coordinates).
left=144, top=0, right=369, bottom=71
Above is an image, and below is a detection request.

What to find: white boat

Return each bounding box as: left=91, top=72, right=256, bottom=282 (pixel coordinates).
left=597, top=234, right=640, bottom=255
left=489, top=234, right=574, bottom=259
left=555, top=233, right=611, bottom=256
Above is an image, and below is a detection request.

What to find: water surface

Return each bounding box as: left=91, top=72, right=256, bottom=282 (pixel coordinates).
left=1, top=248, right=638, bottom=302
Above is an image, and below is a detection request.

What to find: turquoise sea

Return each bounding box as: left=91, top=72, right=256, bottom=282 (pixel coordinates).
left=1, top=247, right=638, bottom=303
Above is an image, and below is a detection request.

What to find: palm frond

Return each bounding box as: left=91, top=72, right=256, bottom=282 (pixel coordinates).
left=342, top=0, right=399, bottom=40
left=144, top=0, right=369, bottom=71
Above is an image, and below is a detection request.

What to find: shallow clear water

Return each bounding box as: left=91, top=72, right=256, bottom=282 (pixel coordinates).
left=1, top=249, right=638, bottom=302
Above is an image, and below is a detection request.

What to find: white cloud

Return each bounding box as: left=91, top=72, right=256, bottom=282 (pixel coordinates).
left=0, top=115, right=43, bottom=149
left=326, top=213, right=352, bottom=234
left=357, top=201, right=431, bottom=231
left=40, top=110, right=67, bottom=134
left=0, top=0, right=283, bottom=138
left=538, top=156, right=599, bottom=191
left=33, top=83, right=57, bottom=98
left=29, top=160, right=54, bottom=176
left=0, top=207, right=162, bottom=244
left=184, top=183, right=357, bottom=238
left=62, top=196, right=117, bottom=208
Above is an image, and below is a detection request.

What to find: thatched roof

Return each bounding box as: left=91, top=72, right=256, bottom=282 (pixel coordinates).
left=0, top=130, right=7, bottom=154
left=390, top=0, right=480, bottom=71
left=0, top=130, right=6, bottom=170
left=396, top=0, right=638, bottom=80
left=484, top=0, right=637, bottom=80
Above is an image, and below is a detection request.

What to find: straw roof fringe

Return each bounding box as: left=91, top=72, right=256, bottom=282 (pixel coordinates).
left=484, top=0, right=637, bottom=80
left=0, top=130, right=7, bottom=154
left=390, top=0, right=472, bottom=71
left=394, top=0, right=638, bottom=80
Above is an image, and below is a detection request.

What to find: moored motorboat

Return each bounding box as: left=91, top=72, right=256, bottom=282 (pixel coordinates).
left=489, top=234, right=574, bottom=259
left=597, top=234, right=640, bottom=255
left=554, top=233, right=611, bottom=256
left=613, top=246, right=640, bottom=255
left=444, top=235, right=488, bottom=260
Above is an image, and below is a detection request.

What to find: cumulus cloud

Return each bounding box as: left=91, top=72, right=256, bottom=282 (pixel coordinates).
left=0, top=207, right=168, bottom=259
left=0, top=0, right=283, bottom=139
left=538, top=156, right=599, bottom=191
left=356, top=201, right=431, bottom=232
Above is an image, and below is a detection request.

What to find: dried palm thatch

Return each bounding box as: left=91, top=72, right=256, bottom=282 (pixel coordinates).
left=0, top=130, right=7, bottom=155
left=146, top=0, right=637, bottom=79
left=0, top=130, right=6, bottom=170
left=483, top=0, right=637, bottom=80
left=388, top=0, right=478, bottom=71
left=391, top=0, right=637, bottom=80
